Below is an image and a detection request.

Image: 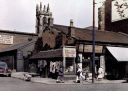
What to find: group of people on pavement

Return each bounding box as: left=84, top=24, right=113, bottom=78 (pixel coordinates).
left=54, top=61, right=105, bottom=83
left=36, top=59, right=104, bottom=83
left=75, top=64, right=105, bottom=83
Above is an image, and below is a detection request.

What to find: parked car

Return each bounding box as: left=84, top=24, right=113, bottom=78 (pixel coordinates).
left=0, top=61, right=11, bottom=77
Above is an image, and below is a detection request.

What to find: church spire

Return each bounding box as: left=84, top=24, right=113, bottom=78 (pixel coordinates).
left=36, top=4, right=39, bottom=13
left=47, top=4, right=50, bottom=12
left=43, top=5, right=46, bottom=13
left=40, top=2, right=42, bottom=11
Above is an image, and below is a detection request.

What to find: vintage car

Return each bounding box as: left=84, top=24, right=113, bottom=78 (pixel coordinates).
left=0, top=61, right=11, bottom=77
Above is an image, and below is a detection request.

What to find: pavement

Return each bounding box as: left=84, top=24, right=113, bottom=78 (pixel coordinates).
left=31, top=77, right=127, bottom=85
left=11, top=72, right=128, bottom=85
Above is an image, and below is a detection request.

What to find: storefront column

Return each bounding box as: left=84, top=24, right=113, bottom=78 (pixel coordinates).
left=74, top=57, right=76, bottom=74
left=125, top=63, right=128, bottom=76
left=12, top=56, right=15, bottom=70
left=63, top=57, right=66, bottom=74
left=100, top=55, right=105, bottom=75
left=63, top=46, right=65, bottom=74
left=17, top=50, right=24, bottom=72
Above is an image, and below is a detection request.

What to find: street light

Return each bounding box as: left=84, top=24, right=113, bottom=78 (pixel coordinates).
left=92, top=0, right=96, bottom=83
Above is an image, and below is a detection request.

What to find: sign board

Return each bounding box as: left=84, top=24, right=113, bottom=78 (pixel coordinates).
left=78, top=54, right=82, bottom=63
left=0, top=34, right=13, bottom=44
left=63, top=47, right=76, bottom=57
left=112, top=0, right=128, bottom=22
left=79, top=45, right=103, bottom=53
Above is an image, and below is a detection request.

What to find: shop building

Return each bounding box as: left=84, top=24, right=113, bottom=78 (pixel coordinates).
left=0, top=30, right=37, bottom=71
left=0, top=30, right=37, bottom=51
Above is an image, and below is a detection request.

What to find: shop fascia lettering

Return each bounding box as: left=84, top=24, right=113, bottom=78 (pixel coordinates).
left=63, top=46, right=76, bottom=58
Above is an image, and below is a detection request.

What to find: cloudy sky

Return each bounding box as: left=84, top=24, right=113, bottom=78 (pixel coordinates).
left=0, top=0, right=104, bottom=33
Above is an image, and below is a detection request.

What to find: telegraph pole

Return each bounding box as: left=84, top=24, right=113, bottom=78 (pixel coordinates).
left=92, top=0, right=96, bottom=83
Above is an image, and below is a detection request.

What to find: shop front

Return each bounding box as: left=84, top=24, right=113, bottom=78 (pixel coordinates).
left=105, top=46, right=128, bottom=79
left=77, top=44, right=105, bottom=79
left=30, top=46, right=76, bottom=79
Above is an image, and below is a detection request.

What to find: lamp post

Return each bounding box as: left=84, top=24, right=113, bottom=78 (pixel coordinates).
left=92, top=0, right=106, bottom=83
left=92, top=0, right=96, bottom=83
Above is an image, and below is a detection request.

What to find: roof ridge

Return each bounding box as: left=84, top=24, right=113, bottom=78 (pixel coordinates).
left=0, top=30, right=37, bottom=35
left=53, top=24, right=86, bottom=30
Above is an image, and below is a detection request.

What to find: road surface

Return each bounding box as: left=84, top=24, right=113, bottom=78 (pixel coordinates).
left=0, top=77, right=128, bottom=91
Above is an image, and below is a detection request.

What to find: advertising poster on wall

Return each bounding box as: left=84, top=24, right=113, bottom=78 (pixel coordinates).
left=112, top=0, right=128, bottom=22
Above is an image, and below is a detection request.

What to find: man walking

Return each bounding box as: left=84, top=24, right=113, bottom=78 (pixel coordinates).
left=56, top=62, right=64, bottom=83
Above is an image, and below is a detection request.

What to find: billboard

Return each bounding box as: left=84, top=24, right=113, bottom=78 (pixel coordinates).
left=0, top=34, right=13, bottom=44
left=112, top=0, right=128, bottom=22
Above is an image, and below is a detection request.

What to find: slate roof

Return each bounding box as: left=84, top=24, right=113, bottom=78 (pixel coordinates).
left=31, top=24, right=128, bottom=59
left=0, top=39, right=36, bottom=53
left=84, top=26, right=98, bottom=31
left=53, top=24, right=128, bottom=46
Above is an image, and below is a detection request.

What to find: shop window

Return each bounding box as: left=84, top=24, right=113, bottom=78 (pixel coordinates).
left=65, top=58, right=75, bottom=74
left=82, top=58, right=90, bottom=73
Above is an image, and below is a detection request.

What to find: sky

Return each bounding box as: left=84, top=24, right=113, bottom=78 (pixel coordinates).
left=0, top=0, right=104, bottom=33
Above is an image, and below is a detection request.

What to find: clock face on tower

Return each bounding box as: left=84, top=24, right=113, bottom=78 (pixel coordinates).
left=112, top=0, right=128, bottom=22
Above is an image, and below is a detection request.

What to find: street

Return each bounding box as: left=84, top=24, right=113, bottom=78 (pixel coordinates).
left=0, top=77, right=128, bottom=91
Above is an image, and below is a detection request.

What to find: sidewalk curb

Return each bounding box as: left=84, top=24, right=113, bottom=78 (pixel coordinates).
left=10, top=72, right=127, bottom=85
left=31, top=80, right=91, bottom=85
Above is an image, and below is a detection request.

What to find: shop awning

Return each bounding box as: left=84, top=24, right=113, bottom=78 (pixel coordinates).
left=107, top=46, right=128, bottom=62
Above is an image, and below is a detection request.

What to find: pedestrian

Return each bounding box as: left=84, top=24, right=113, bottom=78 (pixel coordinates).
left=97, top=67, right=104, bottom=80
left=56, top=62, right=64, bottom=83
left=76, top=64, right=85, bottom=83
left=95, top=65, right=98, bottom=78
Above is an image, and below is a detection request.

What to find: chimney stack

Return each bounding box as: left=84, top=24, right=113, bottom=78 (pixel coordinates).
left=68, top=19, right=75, bottom=37
left=70, top=19, right=74, bottom=27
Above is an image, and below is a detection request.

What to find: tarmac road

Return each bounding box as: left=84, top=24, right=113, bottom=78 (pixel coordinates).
left=0, top=77, right=128, bottom=91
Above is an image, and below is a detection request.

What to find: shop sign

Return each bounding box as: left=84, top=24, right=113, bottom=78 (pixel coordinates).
left=63, top=47, right=76, bottom=57
left=0, top=34, right=13, bottom=44
left=79, top=45, right=103, bottom=53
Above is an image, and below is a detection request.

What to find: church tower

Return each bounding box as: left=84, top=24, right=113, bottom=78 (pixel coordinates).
left=36, top=2, right=53, bottom=37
